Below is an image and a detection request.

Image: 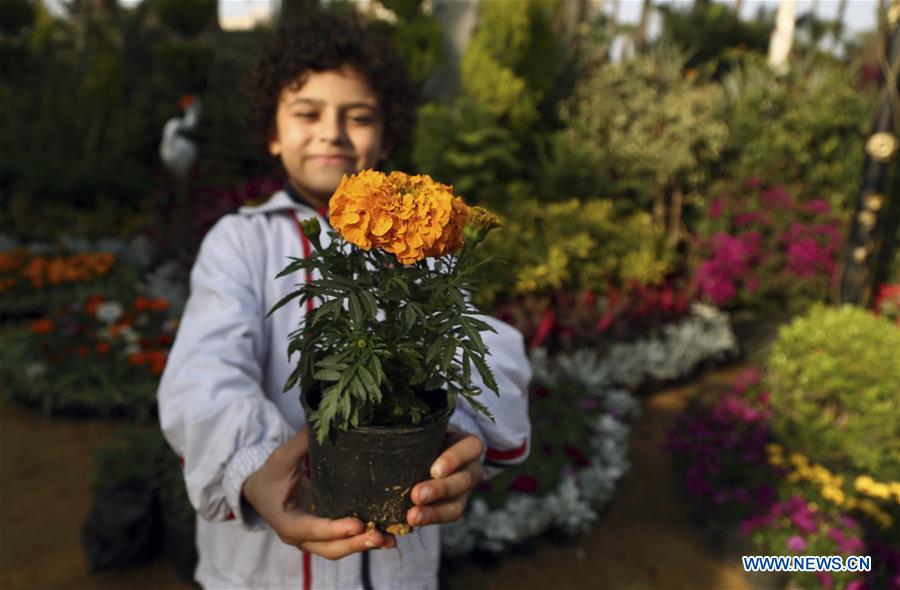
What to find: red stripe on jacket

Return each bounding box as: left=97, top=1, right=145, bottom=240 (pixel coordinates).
left=486, top=439, right=529, bottom=463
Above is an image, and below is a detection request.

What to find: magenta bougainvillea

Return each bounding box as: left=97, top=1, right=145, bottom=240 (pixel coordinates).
left=694, top=179, right=845, bottom=310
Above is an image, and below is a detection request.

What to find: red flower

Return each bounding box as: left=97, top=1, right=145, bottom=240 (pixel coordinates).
left=31, top=318, right=54, bottom=335
left=133, top=296, right=153, bottom=312
left=530, top=309, right=556, bottom=349
left=510, top=475, right=539, bottom=493
left=83, top=294, right=105, bottom=316
left=95, top=342, right=110, bottom=355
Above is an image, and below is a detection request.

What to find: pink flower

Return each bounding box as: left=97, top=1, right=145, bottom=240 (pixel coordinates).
left=709, top=198, right=725, bottom=220
left=787, top=535, right=807, bottom=552
left=761, top=184, right=794, bottom=209
left=805, top=199, right=831, bottom=215
left=744, top=177, right=763, bottom=190
left=815, top=571, right=833, bottom=589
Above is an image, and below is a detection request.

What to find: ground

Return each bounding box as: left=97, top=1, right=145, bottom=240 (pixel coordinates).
left=0, top=365, right=753, bottom=590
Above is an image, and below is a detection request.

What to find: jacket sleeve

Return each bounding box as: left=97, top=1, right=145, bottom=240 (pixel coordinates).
left=448, top=315, right=532, bottom=479
left=157, top=216, right=292, bottom=528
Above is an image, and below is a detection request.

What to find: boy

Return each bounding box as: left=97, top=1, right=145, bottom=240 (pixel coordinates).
left=158, top=12, right=531, bottom=589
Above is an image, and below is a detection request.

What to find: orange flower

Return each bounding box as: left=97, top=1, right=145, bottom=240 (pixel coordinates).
left=0, top=249, right=28, bottom=273
left=31, top=318, right=54, bottom=335
left=133, top=296, right=152, bottom=312
left=148, top=298, right=170, bottom=312
left=329, top=170, right=468, bottom=265
left=95, top=341, right=111, bottom=354
left=84, top=294, right=106, bottom=316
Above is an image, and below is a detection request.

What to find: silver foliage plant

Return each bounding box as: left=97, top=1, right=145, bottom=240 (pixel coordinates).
left=441, top=304, right=738, bottom=555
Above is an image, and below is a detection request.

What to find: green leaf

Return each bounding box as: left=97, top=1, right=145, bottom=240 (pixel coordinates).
left=283, top=364, right=302, bottom=393
left=359, top=290, right=378, bottom=318
left=313, top=369, right=342, bottom=382
left=267, top=288, right=305, bottom=317
left=348, top=294, right=363, bottom=325
left=469, top=352, right=499, bottom=395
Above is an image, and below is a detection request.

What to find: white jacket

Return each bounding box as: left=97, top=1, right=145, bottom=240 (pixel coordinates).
left=157, top=191, right=532, bottom=589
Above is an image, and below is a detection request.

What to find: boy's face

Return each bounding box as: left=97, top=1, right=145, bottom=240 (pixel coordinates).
left=268, top=66, right=388, bottom=208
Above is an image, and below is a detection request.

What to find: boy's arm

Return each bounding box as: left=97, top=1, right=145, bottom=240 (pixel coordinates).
left=157, top=216, right=290, bottom=528
left=450, top=314, right=532, bottom=479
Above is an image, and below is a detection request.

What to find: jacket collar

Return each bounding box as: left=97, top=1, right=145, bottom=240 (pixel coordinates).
left=238, top=190, right=318, bottom=217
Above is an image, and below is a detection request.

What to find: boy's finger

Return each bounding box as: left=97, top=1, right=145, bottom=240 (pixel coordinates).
left=407, top=498, right=466, bottom=527
left=300, top=529, right=393, bottom=560
left=430, top=435, right=484, bottom=478
left=282, top=513, right=365, bottom=543
left=412, top=462, right=482, bottom=505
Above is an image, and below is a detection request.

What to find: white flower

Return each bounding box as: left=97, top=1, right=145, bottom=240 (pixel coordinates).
left=26, top=363, right=47, bottom=379
left=95, top=301, right=123, bottom=324
left=440, top=305, right=738, bottom=555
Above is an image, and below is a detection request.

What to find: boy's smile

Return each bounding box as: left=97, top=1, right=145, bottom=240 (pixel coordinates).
left=268, top=66, right=389, bottom=210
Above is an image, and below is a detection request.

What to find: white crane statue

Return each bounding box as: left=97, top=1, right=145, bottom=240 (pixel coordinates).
left=159, top=94, right=202, bottom=178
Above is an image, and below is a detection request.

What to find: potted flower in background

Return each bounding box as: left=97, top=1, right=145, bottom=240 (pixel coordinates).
left=270, top=170, right=503, bottom=535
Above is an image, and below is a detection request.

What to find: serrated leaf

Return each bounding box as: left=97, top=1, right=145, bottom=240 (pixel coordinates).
left=313, top=369, right=342, bottom=382
left=347, top=294, right=363, bottom=325
left=359, top=290, right=378, bottom=318
left=469, top=353, right=499, bottom=395
left=268, top=288, right=305, bottom=317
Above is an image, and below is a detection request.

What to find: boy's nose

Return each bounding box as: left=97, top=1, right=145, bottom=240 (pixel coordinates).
left=317, top=113, right=345, bottom=144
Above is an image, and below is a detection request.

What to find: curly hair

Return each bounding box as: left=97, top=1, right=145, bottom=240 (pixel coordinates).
left=245, top=11, right=417, bottom=158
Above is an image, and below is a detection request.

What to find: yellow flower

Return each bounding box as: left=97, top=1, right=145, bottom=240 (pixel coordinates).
left=789, top=453, right=809, bottom=468
left=765, top=443, right=784, bottom=455
left=329, top=170, right=468, bottom=265
left=854, top=475, right=876, bottom=493
left=821, top=485, right=845, bottom=506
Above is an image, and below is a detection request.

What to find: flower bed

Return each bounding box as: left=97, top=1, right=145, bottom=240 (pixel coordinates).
left=668, top=365, right=900, bottom=589
left=442, top=303, right=738, bottom=554
left=0, top=235, right=151, bottom=317
left=0, top=291, right=178, bottom=421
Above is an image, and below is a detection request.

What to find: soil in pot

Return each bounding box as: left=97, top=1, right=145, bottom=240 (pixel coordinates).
left=301, top=387, right=453, bottom=534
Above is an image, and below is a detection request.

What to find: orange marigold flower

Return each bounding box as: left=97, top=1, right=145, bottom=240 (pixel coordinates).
left=329, top=170, right=468, bottom=265
left=95, top=341, right=111, bottom=354
left=148, top=298, right=170, bottom=312
left=31, top=318, right=54, bottom=335
left=0, top=249, right=28, bottom=273
left=133, top=296, right=152, bottom=312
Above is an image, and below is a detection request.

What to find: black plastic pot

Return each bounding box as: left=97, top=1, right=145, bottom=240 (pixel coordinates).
left=301, top=387, right=453, bottom=533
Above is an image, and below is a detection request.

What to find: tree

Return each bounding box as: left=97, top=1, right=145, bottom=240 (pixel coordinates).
left=768, top=0, right=796, bottom=73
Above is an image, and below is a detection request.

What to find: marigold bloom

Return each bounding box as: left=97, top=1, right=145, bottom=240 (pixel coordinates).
left=329, top=170, right=468, bottom=265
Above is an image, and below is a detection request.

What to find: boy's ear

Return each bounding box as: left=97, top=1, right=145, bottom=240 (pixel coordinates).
left=268, top=132, right=282, bottom=157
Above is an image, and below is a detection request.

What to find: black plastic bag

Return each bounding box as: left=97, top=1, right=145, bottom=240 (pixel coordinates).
left=82, top=486, right=164, bottom=571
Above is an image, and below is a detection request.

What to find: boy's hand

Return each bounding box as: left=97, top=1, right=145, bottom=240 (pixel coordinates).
left=242, top=428, right=396, bottom=560
left=407, top=428, right=485, bottom=527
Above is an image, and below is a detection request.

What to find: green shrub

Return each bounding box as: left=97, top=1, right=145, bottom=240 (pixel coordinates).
left=720, top=56, right=870, bottom=213
left=413, top=98, right=522, bottom=209
left=460, top=0, right=558, bottom=132
left=547, top=45, right=727, bottom=217
left=766, top=304, right=900, bottom=480
left=475, top=197, right=674, bottom=308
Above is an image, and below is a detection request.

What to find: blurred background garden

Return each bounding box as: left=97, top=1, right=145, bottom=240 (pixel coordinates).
left=0, top=0, right=898, bottom=588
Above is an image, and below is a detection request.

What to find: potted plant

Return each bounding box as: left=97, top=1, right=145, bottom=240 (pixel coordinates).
left=270, top=170, right=503, bottom=535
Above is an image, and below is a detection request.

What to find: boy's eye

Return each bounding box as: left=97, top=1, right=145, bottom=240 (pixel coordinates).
left=294, top=112, right=318, bottom=120
left=348, top=116, right=374, bottom=125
